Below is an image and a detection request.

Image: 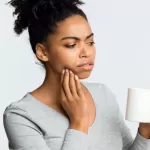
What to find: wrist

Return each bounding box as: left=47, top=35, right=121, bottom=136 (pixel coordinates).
left=69, top=120, right=89, bottom=134
left=138, top=127, right=150, bottom=139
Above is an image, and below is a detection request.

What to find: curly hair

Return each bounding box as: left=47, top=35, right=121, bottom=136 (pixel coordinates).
left=7, top=0, right=88, bottom=68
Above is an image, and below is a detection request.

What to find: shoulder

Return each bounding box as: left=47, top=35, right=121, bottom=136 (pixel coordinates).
left=3, top=94, right=33, bottom=126
left=3, top=93, right=41, bottom=123
left=3, top=93, right=46, bottom=135
left=3, top=94, right=44, bottom=145
left=84, top=82, right=118, bottom=109
left=3, top=92, right=63, bottom=127
left=81, top=81, right=115, bottom=97
left=101, top=84, right=116, bottom=99
left=81, top=81, right=103, bottom=90
left=81, top=82, right=116, bottom=104
left=3, top=93, right=33, bottom=115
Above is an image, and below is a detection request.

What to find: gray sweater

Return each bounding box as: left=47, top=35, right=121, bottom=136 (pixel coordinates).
left=3, top=82, right=150, bottom=150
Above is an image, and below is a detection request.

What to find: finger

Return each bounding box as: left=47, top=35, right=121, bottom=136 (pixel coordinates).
left=63, top=69, right=72, bottom=99
left=69, top=70, right=78, bottom=97
left=60, top=85, right=67, bottom=102
left=60, top=87, right=70, bottom=115
left=61, top=69, right=65, bottom=84
left=74, top=75, right=83, bottom=97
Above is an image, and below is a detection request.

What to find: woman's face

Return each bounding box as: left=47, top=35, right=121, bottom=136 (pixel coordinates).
left=44, top=15, right=96, bottom=79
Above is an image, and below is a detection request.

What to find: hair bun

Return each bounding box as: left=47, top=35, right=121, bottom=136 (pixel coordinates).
left=8, top=0, right=35, bottom=34
left=8, top=0, right=85, bottom=35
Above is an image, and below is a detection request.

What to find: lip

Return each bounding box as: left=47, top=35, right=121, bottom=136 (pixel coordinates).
left=77, top=64, right=94, bottom=71
left=77, top=61, right=94, bottom=67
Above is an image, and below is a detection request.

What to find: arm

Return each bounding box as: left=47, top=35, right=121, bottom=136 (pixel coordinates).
left=116, top=97, right=150, bottom=150
left=3, top=107, right=90, bottom=150
left=103, top=84, right=150, bottom=150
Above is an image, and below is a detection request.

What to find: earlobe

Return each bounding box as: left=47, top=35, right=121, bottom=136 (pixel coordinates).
left=43, top=55, right=49, bottom=61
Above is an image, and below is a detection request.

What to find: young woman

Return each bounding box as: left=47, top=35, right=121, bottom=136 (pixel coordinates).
left=3, top=0, right=150, bottom=150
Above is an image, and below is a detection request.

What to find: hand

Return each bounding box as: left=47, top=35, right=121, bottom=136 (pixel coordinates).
left=139, top=123, right=150, bottom=139
left=60, top=68, right=89, bottom=133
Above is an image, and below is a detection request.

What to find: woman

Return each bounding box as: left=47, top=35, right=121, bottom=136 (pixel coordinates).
left=3, top=0, right=150, bottom=150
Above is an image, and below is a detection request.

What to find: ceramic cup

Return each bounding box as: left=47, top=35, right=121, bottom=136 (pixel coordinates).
left=125, top=88, right=150, bottom=123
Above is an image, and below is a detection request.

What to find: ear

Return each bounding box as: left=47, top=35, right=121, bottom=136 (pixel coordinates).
left=35, top=43, right=49, bottom=62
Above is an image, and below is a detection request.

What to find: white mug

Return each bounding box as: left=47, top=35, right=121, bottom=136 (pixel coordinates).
left=125, top=88, right=150, bottom=123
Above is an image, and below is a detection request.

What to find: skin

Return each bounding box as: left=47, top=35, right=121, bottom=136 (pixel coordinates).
left=139, top=123, right=150, bottom=139
left=30, top=15, right=96, bottom=134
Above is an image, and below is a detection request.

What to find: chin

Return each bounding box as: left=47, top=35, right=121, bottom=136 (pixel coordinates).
left=77, top=71, right=92, bottom=80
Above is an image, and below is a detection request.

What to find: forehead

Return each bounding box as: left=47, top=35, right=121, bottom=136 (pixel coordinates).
left=55, top=15, right=92, bottom=39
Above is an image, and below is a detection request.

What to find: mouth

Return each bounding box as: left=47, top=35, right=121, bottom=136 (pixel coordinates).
left=77, top=61, right=94, bottom=67
left=77, top=64, right=94, bottom=71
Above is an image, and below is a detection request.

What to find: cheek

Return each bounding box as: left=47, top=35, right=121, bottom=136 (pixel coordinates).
left=94, top=49, right=96, bottom=57
left=92, top=48, right=96, bottom=59
left=53, top=50, right=77, bottom=67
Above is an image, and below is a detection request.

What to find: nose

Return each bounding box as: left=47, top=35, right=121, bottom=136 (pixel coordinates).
left=79, top=43, right=91, bottom=58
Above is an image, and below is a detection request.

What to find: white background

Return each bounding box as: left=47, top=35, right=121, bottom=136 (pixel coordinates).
left=1, top=0, right=150, bottom=149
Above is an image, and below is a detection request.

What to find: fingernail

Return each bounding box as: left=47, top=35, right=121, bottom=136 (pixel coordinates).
left=75, top=75, right=78, bottom=80
left=62, top=69, right=65, bottom=74
left=65, top=69, right=68, bottom=73
left=70, top=70, right=72, bottom=74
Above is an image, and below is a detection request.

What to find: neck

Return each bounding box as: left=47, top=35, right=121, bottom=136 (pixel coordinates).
left=30, top=68, right=61, bottom=107
left=31, top=68, right=85, bottom=108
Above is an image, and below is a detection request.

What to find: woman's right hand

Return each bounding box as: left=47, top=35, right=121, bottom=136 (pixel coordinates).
left=60, top=68, right=89, bottom=133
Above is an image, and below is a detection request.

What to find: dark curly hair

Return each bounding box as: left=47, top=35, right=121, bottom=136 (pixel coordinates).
left=7, top=0, right=88, bottom=68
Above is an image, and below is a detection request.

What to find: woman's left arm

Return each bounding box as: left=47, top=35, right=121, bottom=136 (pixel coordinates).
left=103, top=84, right=150, bottom=150
left=116, top=103, right=150, bottom=150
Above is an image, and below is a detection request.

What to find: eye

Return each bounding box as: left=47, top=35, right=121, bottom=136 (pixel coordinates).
left=64, top=44, right=76, bottom=49
left=87, top=41, right=95, bottom=46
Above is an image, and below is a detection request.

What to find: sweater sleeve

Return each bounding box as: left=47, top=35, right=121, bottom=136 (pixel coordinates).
left=103, top=84, right=150, bottom=150
left=116, top=96, right=150, bottom=150
left=3, top=106, right=90, bottom=150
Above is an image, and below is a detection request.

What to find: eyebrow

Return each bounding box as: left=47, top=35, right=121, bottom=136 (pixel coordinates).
left=61, top=33, right=94, bottom=41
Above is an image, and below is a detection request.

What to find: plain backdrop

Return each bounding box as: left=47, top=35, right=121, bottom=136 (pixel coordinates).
left=1, top=0, right=150, bottom=149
